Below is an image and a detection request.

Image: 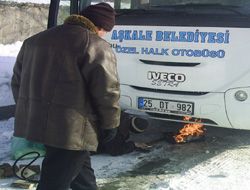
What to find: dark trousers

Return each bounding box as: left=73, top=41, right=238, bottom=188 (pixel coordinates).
left=36, top=146, right=97, bottom=190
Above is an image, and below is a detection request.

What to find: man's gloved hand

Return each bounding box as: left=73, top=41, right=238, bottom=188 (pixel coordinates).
left=101, top=128, right=118, bottom=144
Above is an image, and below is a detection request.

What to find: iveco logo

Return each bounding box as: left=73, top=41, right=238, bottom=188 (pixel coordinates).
left=147, top=71, right=186, bottom=82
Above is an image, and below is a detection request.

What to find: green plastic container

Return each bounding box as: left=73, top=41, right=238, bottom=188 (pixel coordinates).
left=11, top=137, right=46, bottom=160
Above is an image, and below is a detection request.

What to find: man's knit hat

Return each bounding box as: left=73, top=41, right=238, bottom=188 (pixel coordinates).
left=80, top=3, right=115, bottom=32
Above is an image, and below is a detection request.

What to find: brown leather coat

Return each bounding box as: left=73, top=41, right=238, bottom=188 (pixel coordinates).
left=11, top=15, right=121, bottom=151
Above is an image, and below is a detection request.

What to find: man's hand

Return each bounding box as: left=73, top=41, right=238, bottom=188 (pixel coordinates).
left=101, top=128, right=118, bottom=144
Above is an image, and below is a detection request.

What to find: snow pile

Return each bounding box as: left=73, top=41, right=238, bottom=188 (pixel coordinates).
left=0, top=41, right=22, bottom=57
left=0, top=42, right=20, bottom=162
left=0, top=42, right=21, bottom=106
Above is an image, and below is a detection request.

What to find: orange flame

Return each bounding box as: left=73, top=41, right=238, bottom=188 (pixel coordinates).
left=174, top=116, right=205, bottom=143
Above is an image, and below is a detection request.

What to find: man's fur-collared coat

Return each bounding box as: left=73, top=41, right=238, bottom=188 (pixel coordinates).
left=11, top=15, right=121, bottom=151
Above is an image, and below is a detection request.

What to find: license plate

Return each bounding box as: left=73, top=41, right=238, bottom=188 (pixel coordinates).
left=138, top=97, right=194, bottom=115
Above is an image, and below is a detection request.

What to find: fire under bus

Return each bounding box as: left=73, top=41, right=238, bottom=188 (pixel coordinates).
left=50, top=1, right=250, bottom=133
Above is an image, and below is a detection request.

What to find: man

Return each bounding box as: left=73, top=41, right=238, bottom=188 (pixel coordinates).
left=11, top=3, right=120, bottom=190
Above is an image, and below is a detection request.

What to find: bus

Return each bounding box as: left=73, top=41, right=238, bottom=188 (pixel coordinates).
left=7, top=0, right=250, bottom=130
left=101, top=0, right=250, bottom=130
left=48, top=0, right=250, bottom=130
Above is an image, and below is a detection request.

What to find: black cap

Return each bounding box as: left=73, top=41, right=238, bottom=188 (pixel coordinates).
left=80, top=3, right=115, bottom=32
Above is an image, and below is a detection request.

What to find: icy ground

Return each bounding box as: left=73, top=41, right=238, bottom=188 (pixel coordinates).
left=1, top=118, right=250, bottom=190
left=0, top=118, right=148, bottom=190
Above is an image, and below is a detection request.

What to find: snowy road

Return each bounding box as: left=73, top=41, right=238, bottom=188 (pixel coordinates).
left=1, top=119, right=250, bottom=190
left=97, top=122, right=250, bottom=190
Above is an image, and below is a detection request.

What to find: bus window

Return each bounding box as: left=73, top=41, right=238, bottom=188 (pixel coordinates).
left=114, top=0, right=150, bottom=9
left=120, top=0, right=132, bottom=9
left=57, top=0, right=70, bottom=25
left=112, top=0, right=250, bottom=13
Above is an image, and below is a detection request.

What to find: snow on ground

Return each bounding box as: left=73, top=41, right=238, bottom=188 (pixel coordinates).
left=0, top=116, right=143, bottom=189
left=167, top=148, right=250, bottom=190
left=0, top=118, right=14, bottom=163
left=0, top=42, right=22, bottom=106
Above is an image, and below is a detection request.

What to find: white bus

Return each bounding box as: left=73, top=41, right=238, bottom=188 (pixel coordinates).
left=103, top=0, right=250, bottom=130
left=6, top=0, right=249, bottom=130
